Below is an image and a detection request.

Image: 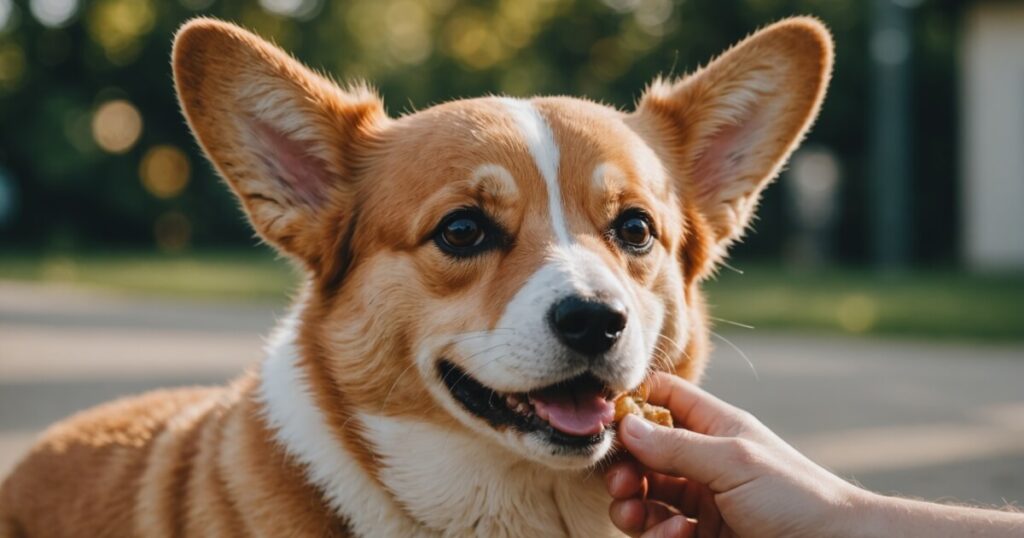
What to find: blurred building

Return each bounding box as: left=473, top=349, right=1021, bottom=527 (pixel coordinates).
left=961, top=1, right=1024, bottom=270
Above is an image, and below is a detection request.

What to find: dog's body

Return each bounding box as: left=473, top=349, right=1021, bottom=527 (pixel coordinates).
left=1, top=17, right=831, bottom=538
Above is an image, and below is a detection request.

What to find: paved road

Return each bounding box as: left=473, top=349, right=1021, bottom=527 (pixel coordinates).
left=2, top=281, right=1023, bottom=507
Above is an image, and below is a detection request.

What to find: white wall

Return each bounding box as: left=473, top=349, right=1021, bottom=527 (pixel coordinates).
left=961, top=3, right=1024, bottom=270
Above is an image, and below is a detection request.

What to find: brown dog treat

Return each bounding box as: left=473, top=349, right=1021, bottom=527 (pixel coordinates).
left=639, top=403, right=673, bottom=427
left=612, top=389, right=673, bottom=427
left=613, top=393, right=642, bottom=422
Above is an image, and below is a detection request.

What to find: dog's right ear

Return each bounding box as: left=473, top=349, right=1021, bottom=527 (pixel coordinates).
left=173, top=18, right=386, bottom=270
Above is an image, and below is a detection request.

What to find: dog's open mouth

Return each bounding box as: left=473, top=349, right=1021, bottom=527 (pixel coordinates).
left=438, top=360, right=616, bottom=448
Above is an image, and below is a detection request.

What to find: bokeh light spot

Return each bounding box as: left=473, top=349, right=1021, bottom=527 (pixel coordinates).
left=259, top=0, right=321, bottom=20
left=0, top=42, right=25, bottom=90
left=836, top=294, right=879, bottom=334
left=0, top=0, right=15, bottom=32
left=86, top=0, right=156, bottom=65
left=634, top=0, right=673, bottom=34
left=385, top=0, right=432, bottom=65
left=444, top=10, right=506, bottom=69
left=154, top=211, right=191, bottom=252
left=29, top=0, right=78, bottom=28
left=91, top=99, right=142, bottom=154
left=140, top=145, right=190, bottom=199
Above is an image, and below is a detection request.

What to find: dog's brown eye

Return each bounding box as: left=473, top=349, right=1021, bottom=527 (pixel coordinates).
left=613, top=210, right=656, bottom=254
left=618, top=217, right=651, bottom=246
left=434, top=208, right=506, bottom=258
left=442, top=217, right=485, bottom=249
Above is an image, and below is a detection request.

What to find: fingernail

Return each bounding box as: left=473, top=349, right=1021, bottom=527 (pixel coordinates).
left=622, top=415, right=655, bottom=439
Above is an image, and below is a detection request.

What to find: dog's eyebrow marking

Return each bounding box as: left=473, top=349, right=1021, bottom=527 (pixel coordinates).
left=499, top=98, right=570, bottom=245
left=630, top=139, right=667, bottom=192
left=592, top=162, right=628, bottom=193
left=470, top=163, right=519, bottom=199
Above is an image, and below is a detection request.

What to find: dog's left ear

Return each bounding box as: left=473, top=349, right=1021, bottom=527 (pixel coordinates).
left=631, top=17, right=833, bottom=274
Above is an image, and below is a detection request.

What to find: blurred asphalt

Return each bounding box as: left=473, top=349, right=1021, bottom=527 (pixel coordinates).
left=2, top=280, right=1023, bottom=507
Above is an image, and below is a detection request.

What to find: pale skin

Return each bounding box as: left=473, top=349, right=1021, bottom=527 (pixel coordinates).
left=605, top=373, right=1024, bottom=538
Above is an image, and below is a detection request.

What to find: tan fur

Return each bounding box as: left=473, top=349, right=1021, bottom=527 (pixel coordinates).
left=1, top=16, right=832, bottom=537
left=0, top=379, right=348, bottom=538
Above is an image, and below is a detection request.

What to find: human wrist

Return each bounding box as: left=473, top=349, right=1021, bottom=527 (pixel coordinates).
left=822, top=486, right=889, bottom=538
left=831, top=489, right=1024, bottom=538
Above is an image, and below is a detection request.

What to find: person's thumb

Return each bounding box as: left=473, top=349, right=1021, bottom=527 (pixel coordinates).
left=619, top=415, right=737, bottom=488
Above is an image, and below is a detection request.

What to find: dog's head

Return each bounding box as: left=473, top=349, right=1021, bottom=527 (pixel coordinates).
left=173, top=18, right=831, bottom=468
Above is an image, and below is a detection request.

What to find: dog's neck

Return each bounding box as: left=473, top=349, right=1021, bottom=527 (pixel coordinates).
left=256, top=318, right=620, bottom=538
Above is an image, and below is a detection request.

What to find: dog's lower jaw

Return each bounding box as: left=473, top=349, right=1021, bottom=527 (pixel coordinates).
left=259, top=321, right=623, bottom=537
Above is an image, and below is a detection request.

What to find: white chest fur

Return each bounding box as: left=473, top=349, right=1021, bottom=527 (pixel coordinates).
left=358, top=413, right=623, bottom=538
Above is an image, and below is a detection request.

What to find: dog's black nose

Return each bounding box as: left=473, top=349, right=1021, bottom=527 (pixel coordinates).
left=549, top=295, right=627, bottom=357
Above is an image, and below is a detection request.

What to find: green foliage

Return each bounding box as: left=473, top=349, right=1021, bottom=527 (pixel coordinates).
left=0, top=0, right=964, bottom=265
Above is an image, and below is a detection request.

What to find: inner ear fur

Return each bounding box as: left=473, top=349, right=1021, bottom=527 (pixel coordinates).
left=631, top=17, right=834, bottom=276
left=172, top=18, right=387, bottom=271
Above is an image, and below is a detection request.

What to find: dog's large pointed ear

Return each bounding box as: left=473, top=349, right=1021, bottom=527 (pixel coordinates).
left=172, top=18, right=386, bottom=269
left=631, top=17, right=833, bottom=272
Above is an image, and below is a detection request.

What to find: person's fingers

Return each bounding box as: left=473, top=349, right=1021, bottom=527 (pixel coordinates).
left=646, top=373, right=741, bottom=435
left=609, top=498, right=646, bottom=535
left=605, top=460, right=646, bottom=499
left=620, top=415, right=751, bottom=490
left=642, top=472, right=712, bottom=520
left=609, top=499, right=676, bottom=536
left=642, top=502, right=679, bottom=533
left=682, top=477, right=704, bottom=519
left=640, top=515, right=697, bottom=538
left=643, top=472, right=688, bottom=510
left=695, top=484, right=722, bottom=538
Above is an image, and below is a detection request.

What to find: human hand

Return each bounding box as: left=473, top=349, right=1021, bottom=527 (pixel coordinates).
left=604, top=372, right=863, bottom=538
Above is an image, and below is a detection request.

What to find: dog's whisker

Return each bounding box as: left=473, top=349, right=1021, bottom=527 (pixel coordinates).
left=442, top=344, right=511, bottom=390
left=710, top=330, right=759, bottom=380
left=379, top=360, right=422, bottom=413
left=718, top=261, right=745, bottom=275
left=710, top=316, right=755, bottom=330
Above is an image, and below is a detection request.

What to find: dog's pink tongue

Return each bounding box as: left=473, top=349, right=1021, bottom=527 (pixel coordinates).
left=530, top=387, right=615, bottom=437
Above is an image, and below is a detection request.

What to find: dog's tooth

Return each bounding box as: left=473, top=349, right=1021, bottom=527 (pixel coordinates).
left=505, top=395, right=520, bottom=407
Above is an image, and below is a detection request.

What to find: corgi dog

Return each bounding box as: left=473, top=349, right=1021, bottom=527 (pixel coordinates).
left=0, top=16, right=832, bottom=537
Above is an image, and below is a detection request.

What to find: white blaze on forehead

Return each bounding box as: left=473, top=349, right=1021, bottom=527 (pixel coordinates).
left=498, top=97, right=570, bottom=245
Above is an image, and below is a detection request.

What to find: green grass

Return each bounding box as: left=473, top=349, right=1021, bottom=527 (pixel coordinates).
left=0, top=250, right=298, bottom=302
left=2, top=251, right=1022, bottom=341
left=704, top=265, right=1024, bottom=342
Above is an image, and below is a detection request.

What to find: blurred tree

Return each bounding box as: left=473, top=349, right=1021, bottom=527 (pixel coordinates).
left=0, top=0, right=964, bottom=266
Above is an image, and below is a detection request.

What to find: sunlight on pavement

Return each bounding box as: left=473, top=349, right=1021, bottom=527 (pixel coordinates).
left=0, top=325, right=260, bottom=382
left=794, top=409, right=1024, bottom=474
